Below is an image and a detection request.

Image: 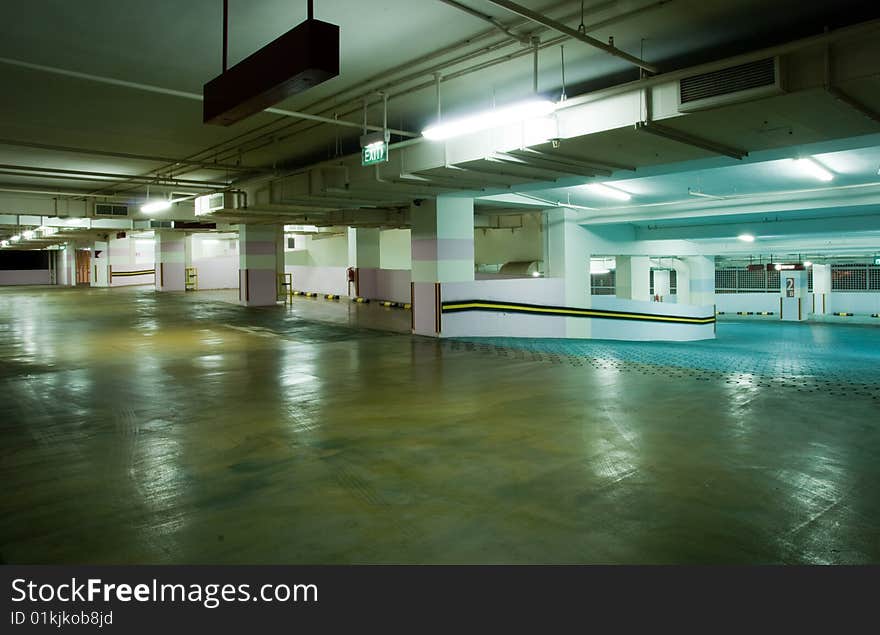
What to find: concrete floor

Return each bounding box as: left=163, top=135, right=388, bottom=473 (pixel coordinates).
left=1, top=285, right=879, bottom=564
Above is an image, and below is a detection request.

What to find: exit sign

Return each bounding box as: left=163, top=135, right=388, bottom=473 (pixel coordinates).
left=875, top=257, right=880, bottom=265
left=362, top=141, right=387, bottom=166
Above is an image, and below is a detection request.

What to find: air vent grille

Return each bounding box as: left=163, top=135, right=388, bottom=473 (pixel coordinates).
left=95, top=203, right=129, bottom=217
left=680, top=58, right=776, bottom=105
left=149, top=220, right=173, bottom=229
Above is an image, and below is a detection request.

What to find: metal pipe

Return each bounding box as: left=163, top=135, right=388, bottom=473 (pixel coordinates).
left=435, top=0, right=530, bottom=43
left=0, top=56, right=419, bottom=138
left=483, top=0, right=659, bottom=73
left=0, top=138, right=258, bottom=171
left=222, top=0, right=228, bottom=72
left=0, top=163, right=229, bottom=187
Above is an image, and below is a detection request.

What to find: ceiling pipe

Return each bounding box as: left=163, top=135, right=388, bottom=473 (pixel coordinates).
left=0, top=163, right=230, bottom=187
left=0, top=56, right=419, bottom=138
left=435, top=0, right=531, bottom=44
left=482, top=0, right=659, bottom=73
left=0, top=139, right=260, bottom=172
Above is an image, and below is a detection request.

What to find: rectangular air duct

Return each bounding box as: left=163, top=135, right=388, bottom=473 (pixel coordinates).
left=203, top=19, right=339, bottom=126
left=194, top=191, right=244, bottom=216
left=678, top=57, right=782, bottom=113
left=94, top=203, right=129, bottom=217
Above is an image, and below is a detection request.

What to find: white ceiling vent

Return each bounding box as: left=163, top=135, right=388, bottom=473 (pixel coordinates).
left=94, top=203, right=129, bottom=217
left=678, top=57, right=782, bottom=113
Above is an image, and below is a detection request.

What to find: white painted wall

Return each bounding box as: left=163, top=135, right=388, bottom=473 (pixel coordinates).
left=440, top=278, right=715, bottom=341
left=826, top=292, right=880, bottom=315
left=190, top=234, right=238, bottom=289
left=379, top=229, right=411, bottom=269
left=285, top=265, right=348, bottom=296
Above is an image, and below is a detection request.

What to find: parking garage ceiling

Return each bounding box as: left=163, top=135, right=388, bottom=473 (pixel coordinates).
left=0, top=0, right=878, bottom=254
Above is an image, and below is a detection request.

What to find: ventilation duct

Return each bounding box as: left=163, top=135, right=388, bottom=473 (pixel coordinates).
left=94, top=203, right=129, bottom=217
left=194, top=191, right=245, bottom=216
left=678, top=57, right=783, bottom=112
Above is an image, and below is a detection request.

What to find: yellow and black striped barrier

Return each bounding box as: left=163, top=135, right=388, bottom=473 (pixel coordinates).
left=441, top=300, right=715, bottom=325
left=110, top=268, right=155, bottom=279
left=351, top=297, right=370, bottom=303
left=835, top=312, right=854, bottom=317
left=324, top=294, right=340, bottom=300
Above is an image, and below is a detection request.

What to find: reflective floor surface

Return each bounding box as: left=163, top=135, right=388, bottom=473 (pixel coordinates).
left=1, top=285, right=879, bottom=563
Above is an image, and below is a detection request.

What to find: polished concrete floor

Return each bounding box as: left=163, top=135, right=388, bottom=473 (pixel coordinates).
left=1, top=285, right=879, bottom=564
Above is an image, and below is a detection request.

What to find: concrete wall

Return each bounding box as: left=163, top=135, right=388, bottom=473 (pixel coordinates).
left=285, top=265, right=349, bottom=296
left=0, top=270, right=51, bottom=285
left=356, top=268, right=411, bottom=303
left=474, top=214, right=542, bottom=265
left=825, top=292, right=880, bottom=315
left=715, top=293, right=780, bottom=314
left=109, top=235, right=155, bottom=287
left=440, top=278, right=715, bottom=341
left=191, top=234, right=238, bottom=289
left=379, top=229, right=411, bottom=269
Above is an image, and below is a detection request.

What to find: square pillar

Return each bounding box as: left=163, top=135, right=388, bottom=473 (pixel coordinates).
left=616, top=256, right=651, bottom=301
left=686, top=256, right=715, bottom=307
left=780, top=269, right=808, bottom=321
left=239, top=224, right=281, bottom=307
left=347, top=227, right=381, bottom=297
left=57, top=245, right=76, bottom=287
left=411, top=196, right=474, bottom=336
left=154, top=231, right=186, bottom=291
left=545, top=207, right=591, bottom=338
left=811, top=264, right=831, bottom=315
left=90, top=239, right=110, bottom=287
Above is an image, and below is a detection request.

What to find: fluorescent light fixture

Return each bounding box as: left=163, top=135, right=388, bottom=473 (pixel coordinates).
left=584, top=183, right=632, bottom=202
left=141, top=200, right=172, bottom=214
left=792, top=158, right=833, bottom=182
left=531, top=271, right=541, bottom=278
left=774, top=264, right=782, bottom=271
left=422, top=98, right=556, bottom=141
left=803, top=261, right=813, bottom=267
left=10, top=234, right=21, bottom=242
left=0, top=240, right=9, bottom=247
left=22, top=230, right=35, bottom=240
left=737, top=234, right=756, bottom=242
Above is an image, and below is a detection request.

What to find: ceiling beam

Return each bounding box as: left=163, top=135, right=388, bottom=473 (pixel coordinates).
left=483, top=0, right=659, bottom=74
left=634, top=121, right=748, bottom=160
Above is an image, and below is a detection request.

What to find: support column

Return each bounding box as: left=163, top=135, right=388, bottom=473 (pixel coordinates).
left=686, top=256, right=715, bottom=307
left=615, top=256, right=650, bottom=301
left=780, top=269, right=809, bottom=321
left=812, top=264, right=831, bottom=315
left=411, top=196, right=474, bottom=337
left=239, top=224, right=281, bottom=307
left=154, top=231, right=186, bottom=291
left=57, top=244, right=76, bottom=286
left=90, top=238, right=110, bottom=287
left=545, top=207, right=591, bottom=338
left=347, top=227, right=380, bottom=298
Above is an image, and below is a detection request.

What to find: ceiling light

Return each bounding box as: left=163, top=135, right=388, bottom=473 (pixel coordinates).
left=584, top=183, right=632, bottom=202
left=142, top=200, right=172, bottom=214
left=774, top=264, right=782, bottom=271
left=422, top=98, right=556, bottom=141
left=792, top=157, right=833, bottom=182
left=10, top=234, right=21, bottom=242
left=22, top=230, right=35, bottom=240
left=737, top=234, right=756, bottom=242
left=0, top=240, right=9, bottom=247
left=803, top=261, right=813, bottom=267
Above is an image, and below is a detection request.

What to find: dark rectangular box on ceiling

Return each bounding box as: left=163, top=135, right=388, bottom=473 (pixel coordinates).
left=203, top=18, right=339, bottom=126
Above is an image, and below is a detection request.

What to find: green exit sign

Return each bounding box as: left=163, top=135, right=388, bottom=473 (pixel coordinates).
left=362, top=142, right=388, bottom=166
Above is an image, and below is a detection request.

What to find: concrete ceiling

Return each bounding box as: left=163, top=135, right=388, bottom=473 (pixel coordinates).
left=0, top=0, right=878, bottom=257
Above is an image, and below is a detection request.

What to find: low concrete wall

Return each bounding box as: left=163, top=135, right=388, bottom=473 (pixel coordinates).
left=440, top=278, right=715, bottom=341
left=285, top=265, right=349, bottom=297
left=0, top=270, right=51, bottom=286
